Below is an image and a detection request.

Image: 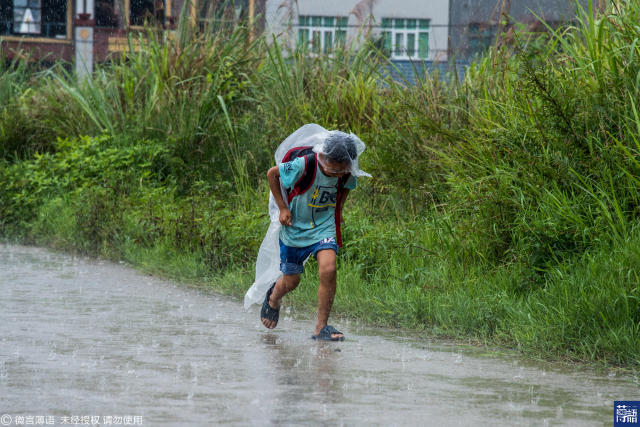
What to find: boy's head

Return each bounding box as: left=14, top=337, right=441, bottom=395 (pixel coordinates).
left=317, top=132, right=357, bottom=177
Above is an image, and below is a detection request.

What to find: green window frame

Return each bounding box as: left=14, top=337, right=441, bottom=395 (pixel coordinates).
left=407, top=33, right=416, bottom=56
left=335, top=29, right=346, bottom=47
left=418, top=32, right=429, bottom=58
left=298, top=28, right=308, bottom=45
left=383, top=17, right=430, bottom=59
left=298, top=14, right=348, bottom=53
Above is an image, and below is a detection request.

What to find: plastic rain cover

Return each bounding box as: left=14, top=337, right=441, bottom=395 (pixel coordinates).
left=243, top=123, right=370, bottom=309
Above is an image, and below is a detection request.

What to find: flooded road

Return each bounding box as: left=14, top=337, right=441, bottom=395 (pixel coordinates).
left=1, top=244, right=638, bottom=426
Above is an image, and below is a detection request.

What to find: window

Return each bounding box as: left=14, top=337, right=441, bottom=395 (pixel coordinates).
left=96, top=0, right=118, bottom=27
left=467, top=23, right=497, bottom=57
left=382, top=18, right=430, bottom=60
left=298, top=15, right=347, bottom=54
left=130, top=0, right=165, bottom=27
left=14, top=0, right=41, bottom=34
left=41, top=0, right=66, bottom=37
left=1, top=0, right=67, bottom=38
left=197, top=0, right=244, bottom=32
left=0, top=2, right=12, bottom=35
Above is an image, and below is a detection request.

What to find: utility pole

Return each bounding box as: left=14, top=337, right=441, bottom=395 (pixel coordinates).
left=249, top=0, right=255, bottom=42
left=74, top=0, right=95, bottom=80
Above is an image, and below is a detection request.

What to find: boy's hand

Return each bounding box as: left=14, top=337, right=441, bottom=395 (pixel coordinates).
left=279, top=208, right=293, bottom=226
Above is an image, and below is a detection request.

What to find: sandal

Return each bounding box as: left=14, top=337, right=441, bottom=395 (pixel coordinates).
left=260, top=283, right=279, bottom=328
left=311, top=325, right=345, bottom=341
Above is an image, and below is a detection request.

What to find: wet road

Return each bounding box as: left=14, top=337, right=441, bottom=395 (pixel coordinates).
left=0, top=244, right=638, bottom=426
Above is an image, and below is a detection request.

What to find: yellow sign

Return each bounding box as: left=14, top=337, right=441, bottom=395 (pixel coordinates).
left=108, top=36, right=141, bottom=53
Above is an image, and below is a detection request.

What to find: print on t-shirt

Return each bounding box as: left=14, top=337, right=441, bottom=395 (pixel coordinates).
left=308, top=185, right=337, bottom=228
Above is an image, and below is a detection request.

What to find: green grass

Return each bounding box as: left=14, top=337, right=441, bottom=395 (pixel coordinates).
left=1, top=1, right=639, bottom=368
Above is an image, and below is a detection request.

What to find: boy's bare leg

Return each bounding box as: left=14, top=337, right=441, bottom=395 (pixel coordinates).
left=262, top=274, right=300, bottom=329
left=314, top=249, right=343, bottom=340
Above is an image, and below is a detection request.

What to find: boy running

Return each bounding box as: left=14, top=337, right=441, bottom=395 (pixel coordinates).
left=260, top=131, right=360, bottom=341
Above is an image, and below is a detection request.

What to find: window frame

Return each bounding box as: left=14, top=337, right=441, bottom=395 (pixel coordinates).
left=13, top=0, right=42, bottom=35
left=382, top=17, right=430, bottom=60
left=297, top=15, right=348, bottom=54
left=0, top=0, right=72, bottom=42
left=466, top=22, right=497, bottom=57
left=124, top=0, right=172, bottom=29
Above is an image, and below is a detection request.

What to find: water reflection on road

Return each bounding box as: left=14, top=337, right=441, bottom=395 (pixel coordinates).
left=0, top=244, right=637, bottom=426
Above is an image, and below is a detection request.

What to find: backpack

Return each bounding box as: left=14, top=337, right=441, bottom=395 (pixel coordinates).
left=281, top=145, right=351, bottom=247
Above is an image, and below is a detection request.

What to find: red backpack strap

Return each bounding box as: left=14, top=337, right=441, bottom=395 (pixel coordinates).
left=334, top=173, right=351, bottom=247
left=282, top=146, right=313, bottom=162
left=284, top=152, right=317, bottom=203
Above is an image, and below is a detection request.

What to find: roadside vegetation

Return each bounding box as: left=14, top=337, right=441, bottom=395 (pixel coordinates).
left=1, top=1, right=638, bottom=367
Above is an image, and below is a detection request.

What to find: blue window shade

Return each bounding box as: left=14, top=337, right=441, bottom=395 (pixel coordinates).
left=337, top=17, right=348, bottom=27
left=394, top=18, right=404, bottom=29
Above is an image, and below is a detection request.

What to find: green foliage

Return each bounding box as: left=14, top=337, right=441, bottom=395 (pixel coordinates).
left=0, top=135, right=170, bottom=239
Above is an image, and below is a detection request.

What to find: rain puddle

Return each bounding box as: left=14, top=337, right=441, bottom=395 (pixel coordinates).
left=1, top=244, right=637, bottom=426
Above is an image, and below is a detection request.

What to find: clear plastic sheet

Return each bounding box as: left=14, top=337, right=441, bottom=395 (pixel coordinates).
left=313, top=131, right=371, bottom=178
left=243, top=124, right=369, bottom=309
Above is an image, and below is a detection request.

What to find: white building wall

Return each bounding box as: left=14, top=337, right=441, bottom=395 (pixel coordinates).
left=265, top=0, right=449, bottom=61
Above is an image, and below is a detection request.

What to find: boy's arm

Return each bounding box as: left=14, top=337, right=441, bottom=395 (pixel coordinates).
left=267, top=166, right=292, bottom=226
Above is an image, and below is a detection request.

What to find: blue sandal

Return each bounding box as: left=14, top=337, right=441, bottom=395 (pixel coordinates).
left=312, top=325, right=345, bottom=341
left=261, top=283, right=279, bottom=328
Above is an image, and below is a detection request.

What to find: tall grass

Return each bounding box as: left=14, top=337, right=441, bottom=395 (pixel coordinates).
left=0, top=47, right=54, bottom=158
left=1, top=1, right=639, bottom=366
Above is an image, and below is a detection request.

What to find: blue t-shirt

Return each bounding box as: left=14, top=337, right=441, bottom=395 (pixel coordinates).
left=278, top=156, right=357, bottom=247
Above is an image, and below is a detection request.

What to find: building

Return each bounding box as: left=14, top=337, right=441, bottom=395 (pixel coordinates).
left=265, top=0, right=450, bottom=82
left=265, top=0, right=595, bottom=81
left=265, top=0, right=450, bottom=61
left=1, top=0, right=593, bottom=79
left=0, top=0, right=266, bottom=75
left=448, top=0, right=591, bottom=62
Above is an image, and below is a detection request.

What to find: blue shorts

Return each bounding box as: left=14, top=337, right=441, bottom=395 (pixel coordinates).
left=280, top=237, right=339, bottom=275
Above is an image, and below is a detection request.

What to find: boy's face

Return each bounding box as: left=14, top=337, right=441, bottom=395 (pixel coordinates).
left=318, top=153, right=350, bottom=177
